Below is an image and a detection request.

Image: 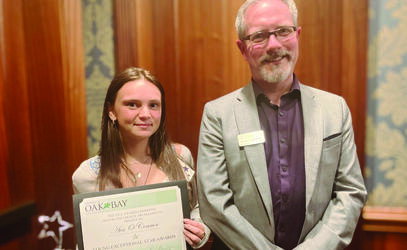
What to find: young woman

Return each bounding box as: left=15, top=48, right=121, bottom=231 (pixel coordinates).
left=72, top=67, right=210, bottom=248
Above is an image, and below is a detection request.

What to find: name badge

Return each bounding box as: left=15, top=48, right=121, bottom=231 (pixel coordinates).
left=238, top=130, right=265, bottom=147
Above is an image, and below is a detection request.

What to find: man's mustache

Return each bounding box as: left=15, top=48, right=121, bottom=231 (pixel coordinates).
left=259, top=50, right=291, bottom=64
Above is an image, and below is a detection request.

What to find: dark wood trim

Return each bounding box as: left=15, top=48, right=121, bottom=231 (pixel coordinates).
left=362, top=206, right=407, bottom=233
left=0, top=201, right=36, bottom=228
left=0, top=201, right=36, bottom=246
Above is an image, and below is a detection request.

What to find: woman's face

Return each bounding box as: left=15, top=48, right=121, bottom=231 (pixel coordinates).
left=109, top=79, right=162, bottom=142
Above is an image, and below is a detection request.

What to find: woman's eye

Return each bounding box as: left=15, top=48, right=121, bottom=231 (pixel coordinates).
left=127, top=103, right=138, bottom=108
left=150, top=103, right=160, bottom=109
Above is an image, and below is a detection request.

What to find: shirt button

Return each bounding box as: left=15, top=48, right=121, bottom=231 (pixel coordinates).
left=282, top=166, right=287, bottom=172
left=280, top=138, right=286, bottom=143
left=279, top=111, right=285, bottom=117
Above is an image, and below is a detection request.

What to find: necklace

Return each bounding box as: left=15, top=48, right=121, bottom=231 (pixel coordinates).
left=131, top=160, right=153, bottom=186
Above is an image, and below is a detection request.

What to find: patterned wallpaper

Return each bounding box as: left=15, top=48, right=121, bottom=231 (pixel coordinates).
left=365, top=0, right=407, bottom=207
left=82, top=0, right=115, bottom=156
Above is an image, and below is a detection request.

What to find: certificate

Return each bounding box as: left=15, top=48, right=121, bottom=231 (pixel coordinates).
left=73, top=180, right=190, bottom=250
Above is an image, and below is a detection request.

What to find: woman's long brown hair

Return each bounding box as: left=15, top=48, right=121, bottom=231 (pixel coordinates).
left=98, top=68, right=195, bottom=207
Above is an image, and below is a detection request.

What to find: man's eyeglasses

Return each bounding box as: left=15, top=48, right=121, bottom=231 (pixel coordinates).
left=242, top=26, right=297, bottom=44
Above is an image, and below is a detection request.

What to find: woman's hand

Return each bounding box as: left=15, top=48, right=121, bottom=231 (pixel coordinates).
left=183, top=218, right=205, bottom=247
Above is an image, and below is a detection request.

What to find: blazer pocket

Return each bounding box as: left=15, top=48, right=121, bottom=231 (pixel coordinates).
left=322, top=132, right=342, bottom=149
left=323, top=132, right=342, bottom=141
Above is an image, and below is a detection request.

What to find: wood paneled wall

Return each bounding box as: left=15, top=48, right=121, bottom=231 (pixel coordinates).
left=362, top=232, right=407, bottom=250
left=0, top=40, right=10, bottom=212
left=1, top=0, right=34, bottom=248
left=0, top=0, right=87, bottom=249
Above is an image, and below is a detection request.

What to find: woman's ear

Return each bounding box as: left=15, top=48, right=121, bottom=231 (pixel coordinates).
left=108, top=105, right=116, bottom=122
left=108, top=111, right=116, bottom=122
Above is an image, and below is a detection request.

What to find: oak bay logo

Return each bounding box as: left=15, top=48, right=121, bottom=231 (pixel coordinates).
left=84, top=199, right=128, bottom=212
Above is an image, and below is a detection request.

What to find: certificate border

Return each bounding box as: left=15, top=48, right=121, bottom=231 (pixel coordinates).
left=72, top=180, right=190, bottom=250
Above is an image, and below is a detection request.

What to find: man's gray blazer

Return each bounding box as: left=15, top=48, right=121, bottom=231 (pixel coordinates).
left=197, top=82, right=367, bottom=250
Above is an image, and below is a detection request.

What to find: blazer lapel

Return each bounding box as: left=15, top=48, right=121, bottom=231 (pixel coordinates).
left=231, top=83, right=323, bottom=225
left=300, top=84, right=323, bottom=208
left=234, top=83, right=273, bottom=223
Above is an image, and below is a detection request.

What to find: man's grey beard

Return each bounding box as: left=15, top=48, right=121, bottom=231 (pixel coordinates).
left=259, top=50, right=293, bottom=83
left=260, top=66, right=291, bottom=83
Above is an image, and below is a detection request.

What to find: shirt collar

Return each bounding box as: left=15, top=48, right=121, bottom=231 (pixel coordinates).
left=252, top=74, right=301, bottom=102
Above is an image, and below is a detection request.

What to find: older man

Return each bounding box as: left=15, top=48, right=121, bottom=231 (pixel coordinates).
left=197, top=0, right=367, bottom=249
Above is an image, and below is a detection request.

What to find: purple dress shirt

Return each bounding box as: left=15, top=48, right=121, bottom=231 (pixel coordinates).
left=253, top=75, right=306, bottom=250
